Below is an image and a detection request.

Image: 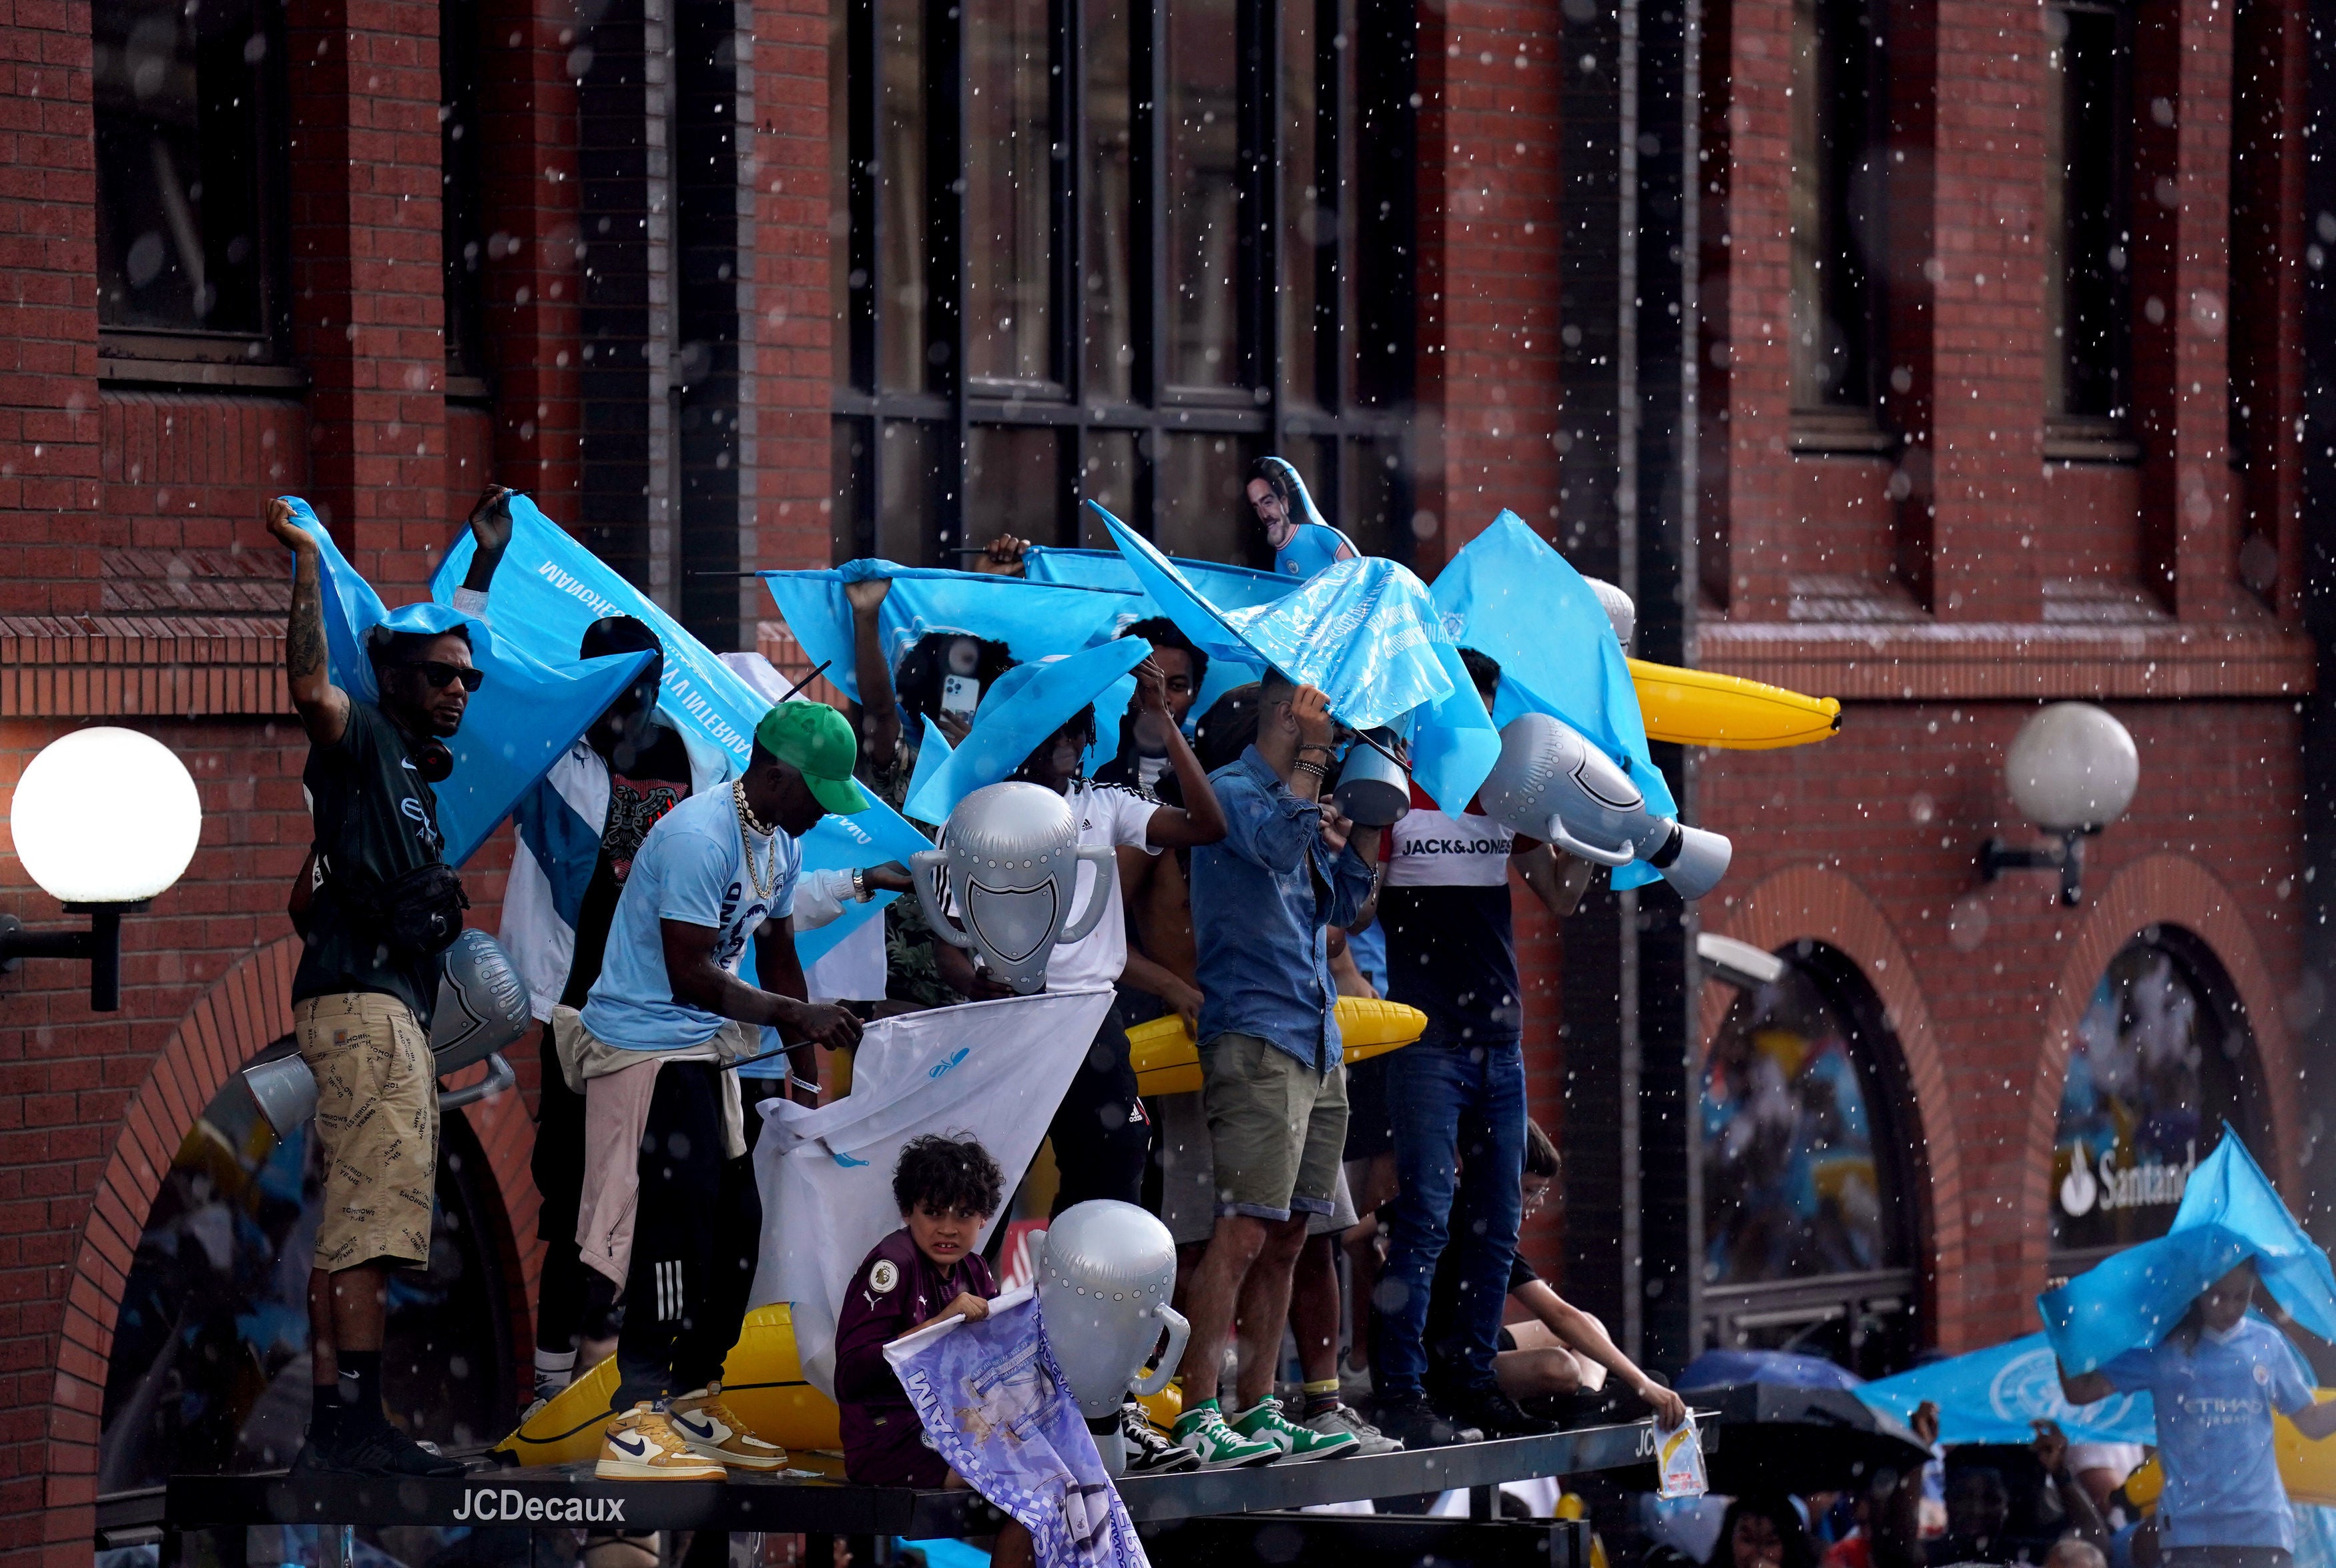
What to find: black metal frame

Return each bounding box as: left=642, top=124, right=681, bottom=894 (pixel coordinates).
left=830, top=0, right=1416, bottom=563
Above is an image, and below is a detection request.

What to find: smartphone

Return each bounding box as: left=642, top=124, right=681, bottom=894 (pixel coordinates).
left=941, top=673, right=980, bottom=720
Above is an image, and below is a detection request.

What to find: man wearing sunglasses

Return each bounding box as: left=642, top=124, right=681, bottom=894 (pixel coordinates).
left=266, top=489, right=511, bottom=1479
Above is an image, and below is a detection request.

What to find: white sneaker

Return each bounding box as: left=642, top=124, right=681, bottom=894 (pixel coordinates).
left=1305, top=1401, right=1403, bottom=1456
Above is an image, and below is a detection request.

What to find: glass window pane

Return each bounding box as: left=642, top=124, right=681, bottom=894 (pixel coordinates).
left=832, top=416, right=870, bottom=561
left=1079, top=430, right=1138, bottom=537
left=1168, top=0, right=1241, bottom=387
left=1701, top=959, right=1896, bottom=1284
left=2056, top=7, right=2124, bottom=420
left=878, top=0, right=927, bottom=392
left=2052, top=942, right=2247, bottom=1254
left=1281, top=0, right=1322, bottom=408
left=96, top=0, right=272, bottom=332
left=832, top=0, right=854, bottom=388
left=968, top=424, right=1063, bottom=544
left=966, top=0, right=1053, bottom=383
left=1083, top=0, right=1134, bottom=401
left=877, top=419, right=942, bottom=563
left=1339, top=436, right=1403, bottom=558
left=442, top=0, right=485, bottom=374
left=1155, top=433, right=1255, bottom=561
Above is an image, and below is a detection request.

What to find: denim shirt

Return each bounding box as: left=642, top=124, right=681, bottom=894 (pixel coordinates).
left=1189, top=746, right=1376, bottom=1070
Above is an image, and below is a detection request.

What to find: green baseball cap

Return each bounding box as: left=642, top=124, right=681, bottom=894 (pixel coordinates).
left=755, top=702, right=871, bottom=815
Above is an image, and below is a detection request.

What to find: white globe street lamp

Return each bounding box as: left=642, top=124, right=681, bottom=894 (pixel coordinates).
left=1978, top=703, right=2139, bottom=907
left=3, top=727, right=204, bottom=1010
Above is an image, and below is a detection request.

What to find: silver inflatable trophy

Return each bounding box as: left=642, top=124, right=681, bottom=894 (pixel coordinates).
left=1481, top=711, right=1732, bottom=899
left=1584, top=576, right=1637, bottom=650
left=241, top=928, right=530, bottom=1136
left=1033, top=1200, right=1191, bottom=1476
left=1332, top=728, right=1412, bottom=827
left=912, top=781, right=1117, bottom=994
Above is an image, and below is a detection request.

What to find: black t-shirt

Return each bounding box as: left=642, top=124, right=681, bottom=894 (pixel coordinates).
left=559, top=725, right=693, bottom=1009
left=1378, top=884, right=1520, bottom=1044
left=292, top=700, right=451, bottom=1024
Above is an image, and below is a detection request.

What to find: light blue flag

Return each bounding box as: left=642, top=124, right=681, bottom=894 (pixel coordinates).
left=1856, top=1333, right=2157, bottom=1447
left=2039, top=1130, right=2336, bottom=1374
left=1430, top=510, right=1678, bottom=889
left=759, top=562, right=1141, bottom=708
left=905, top=640, right=1153, bottom=823
left=280, top=496, right=653, bottom=869
left=884, top=1292, right=1149, bottom=1568
left=1090, top=502, right=1497, bottom=815
left=432, top=498, right=933, bottom=963
left=1021, top=544, right=1280, bottom=722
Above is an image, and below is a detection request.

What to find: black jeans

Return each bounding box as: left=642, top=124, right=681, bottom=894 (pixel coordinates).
left=1047, top=1001, right=1150, bottom=1216
left=610, top=1061, right=762, bottom=1409
left=530, top=1026, right=619, bottom=1353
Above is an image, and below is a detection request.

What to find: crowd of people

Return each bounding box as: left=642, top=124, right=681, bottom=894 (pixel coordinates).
left=268, top=462, right=1735, bottom=1495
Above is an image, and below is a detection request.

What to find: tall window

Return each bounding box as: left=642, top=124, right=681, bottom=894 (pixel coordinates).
left=2043, top=1, right=2130, bottom=434
left=1789, top=0, right=1881, bottom=424
left=441, top=0, right=488, bottom=381
left=94, top=0, right=284, bottom=357
left=830, top=0, right=1414, bottom=565
left=1699, top=945, right=1920, bottom=1377
left=2051, top=935, right=2261, bottom=1267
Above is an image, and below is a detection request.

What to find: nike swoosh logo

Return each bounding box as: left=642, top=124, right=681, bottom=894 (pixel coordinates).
left=675, top=1415, right=717, bottom=1439
left=609, top=1435, right=649, bottom=1457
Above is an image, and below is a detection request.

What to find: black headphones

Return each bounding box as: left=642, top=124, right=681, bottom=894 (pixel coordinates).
left=412, top=736, right=454, bottom=783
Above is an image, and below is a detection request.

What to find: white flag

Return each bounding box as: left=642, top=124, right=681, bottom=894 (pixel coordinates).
left=749, top=988, right=1116, bottom=1397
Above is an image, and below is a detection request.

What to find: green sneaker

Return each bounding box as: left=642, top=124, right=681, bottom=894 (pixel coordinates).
left=1229, top=1397, right=1360, bottom=1461
left=1171, top=1405, right=1282, bottom=1469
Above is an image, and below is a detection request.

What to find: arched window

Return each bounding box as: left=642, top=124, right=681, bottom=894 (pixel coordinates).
left=1698, top=942, right=1922, bottom=1377
left=96, top=1041, right=516, bottom=1492
left=2050, top=929, right=2263, bottom=1270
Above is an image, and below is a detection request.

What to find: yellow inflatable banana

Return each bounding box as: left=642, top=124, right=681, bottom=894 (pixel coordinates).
left=492, top=1299, right=1189, bottom=1465
left=1128, top=996, right=1428, bottom=1097
left=1629, top=659, right=1841, bottom=750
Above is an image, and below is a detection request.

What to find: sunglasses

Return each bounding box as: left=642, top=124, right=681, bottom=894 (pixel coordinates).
left=400, top=660, right=485, bottom=692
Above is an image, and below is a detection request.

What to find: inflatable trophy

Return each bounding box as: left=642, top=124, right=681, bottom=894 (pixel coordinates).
left=1033, top=1200, right=1191, bottom=1476
left=1482, top=711, right=1733, bottom=899
left=912, top=781, right=1117, bottom=994
left=242, top=927, right=531, bottom=1136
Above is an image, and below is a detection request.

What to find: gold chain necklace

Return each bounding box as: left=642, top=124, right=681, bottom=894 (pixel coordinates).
left=734, top=781, right=780, bottom=899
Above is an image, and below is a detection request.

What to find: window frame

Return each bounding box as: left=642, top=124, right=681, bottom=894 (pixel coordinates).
left=830, top=0, right=1414, bottom=565
left=92, top=0, right=292, bottom=374
left=2041, top=0, right=2138, bottom=462
left=1786, top=0, right=1891, bottom=450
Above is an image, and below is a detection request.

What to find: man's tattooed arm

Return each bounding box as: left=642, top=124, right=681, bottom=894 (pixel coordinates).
left=266, top=498, right=350, bottom=746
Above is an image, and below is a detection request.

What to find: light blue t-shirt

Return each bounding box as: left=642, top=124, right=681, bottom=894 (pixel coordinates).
left=581, top=785, right=800, bottom=1052
left=2102, top=1315, right=2315, bottom=1551
left=1275, top=520, right=1358, bottom=580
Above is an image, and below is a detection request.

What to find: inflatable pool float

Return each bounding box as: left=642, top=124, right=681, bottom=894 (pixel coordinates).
left=1629, top=659, right=1841, bottom=750
left=1128, top=996, right=1428, bottom=1097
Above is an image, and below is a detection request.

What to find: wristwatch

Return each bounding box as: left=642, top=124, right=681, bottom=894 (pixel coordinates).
left=850, top=866, right=870, bottom=901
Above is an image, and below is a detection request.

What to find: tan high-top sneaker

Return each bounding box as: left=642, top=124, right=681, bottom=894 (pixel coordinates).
left=667, top=1383, right=788, bottom=1472
left=595, top=1402, right=727, bottom=1481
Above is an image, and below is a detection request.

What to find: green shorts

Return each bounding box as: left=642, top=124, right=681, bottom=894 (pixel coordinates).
left=1198, top=1032, right=1348, bottom=1223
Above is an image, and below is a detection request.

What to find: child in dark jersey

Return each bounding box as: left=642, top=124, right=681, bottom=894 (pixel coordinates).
left=834, top=1134, right=1032, bottom=1567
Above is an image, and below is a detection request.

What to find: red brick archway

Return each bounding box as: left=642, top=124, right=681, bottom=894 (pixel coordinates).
left=42, top=939, right=541, bottom=1564
left=1701, top=865, right=1969, bottom=1348
left=2013, top=853, right=2303, bottom=1313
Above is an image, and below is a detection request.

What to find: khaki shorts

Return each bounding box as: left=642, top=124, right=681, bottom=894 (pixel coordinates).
left=1198, top=1032, right=1348, bottom=1223
left=295, top=992, right=439, bottom=1271
left=1158, top=1090, right=1358, bottom=1244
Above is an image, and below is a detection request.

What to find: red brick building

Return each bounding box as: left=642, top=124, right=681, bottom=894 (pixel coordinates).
left=0, top=0, right=2324, bottom=1553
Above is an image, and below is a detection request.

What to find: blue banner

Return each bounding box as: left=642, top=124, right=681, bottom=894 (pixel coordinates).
left=2041, top=1130, right=2336, bottom=1374
left=1430, top=510, right=1678, bottom=888
left=759, top=562, right=1141, bottom=707
left=1021, top=544, right=1281, bottom=721
left=904, top=640, right=1153, bottom=823
left=282, top=496, right=652, bottom=869
left=433, top=498, right=932, bottom=961
left=1857, top=1332, right=2156, bottom=1447
left=1091, top=502, right=1498, bottom=814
